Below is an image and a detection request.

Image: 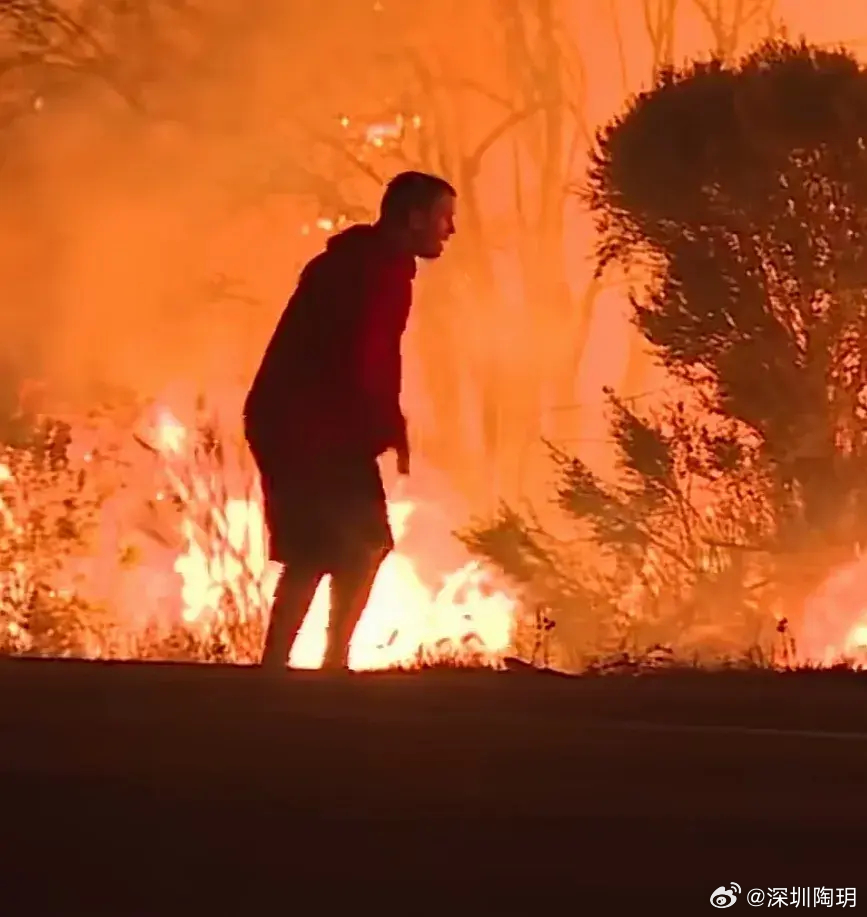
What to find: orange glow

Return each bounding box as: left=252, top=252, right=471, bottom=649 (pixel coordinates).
left=798, top=555, right=867, bottom=669
left=1, top=1, right=866, bottom=666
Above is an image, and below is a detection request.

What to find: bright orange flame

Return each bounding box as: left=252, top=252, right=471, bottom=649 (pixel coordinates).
left=799, top=554, right=867, bottom=668
left=152, top=406, right=187, bottom=454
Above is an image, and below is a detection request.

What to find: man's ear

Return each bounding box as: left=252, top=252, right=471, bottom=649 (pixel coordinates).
left=406, top=209, right=425, bottom=232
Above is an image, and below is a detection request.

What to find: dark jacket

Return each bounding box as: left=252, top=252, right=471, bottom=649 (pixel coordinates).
left=244, top=223, right=415, bottom=475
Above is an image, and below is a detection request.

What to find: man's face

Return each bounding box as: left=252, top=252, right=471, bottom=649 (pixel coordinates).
left=409, top=192, right=456, bottom=259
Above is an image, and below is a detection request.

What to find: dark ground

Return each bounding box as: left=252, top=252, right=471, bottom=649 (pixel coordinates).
left=2, top=658, right=867, bottom=912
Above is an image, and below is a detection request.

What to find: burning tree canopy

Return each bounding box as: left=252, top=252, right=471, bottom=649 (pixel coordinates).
left=0, top=0, right=591, bottom=506
left=0, top=0, right=795, bottom=513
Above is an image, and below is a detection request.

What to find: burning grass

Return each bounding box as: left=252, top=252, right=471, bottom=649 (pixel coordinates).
left=0, top=395, right=519, bottom=670
left=0, top=393, right=865, bottom=674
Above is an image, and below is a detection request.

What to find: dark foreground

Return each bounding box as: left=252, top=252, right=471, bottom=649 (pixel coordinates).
left=2, top=658, right=867, bottom=912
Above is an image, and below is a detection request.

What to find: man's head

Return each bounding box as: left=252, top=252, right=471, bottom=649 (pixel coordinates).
left=378, top=171, right=456, bottom=259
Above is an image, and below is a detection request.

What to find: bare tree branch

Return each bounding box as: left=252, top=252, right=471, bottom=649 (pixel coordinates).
left=607, top=0, right=631, bottom=94
left=296, top=118, right=384, bottom=187
left=463, top=102, right=542, bottom=179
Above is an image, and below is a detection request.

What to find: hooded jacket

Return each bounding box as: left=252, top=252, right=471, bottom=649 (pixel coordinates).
left=244, top=223, right=415, bottom=475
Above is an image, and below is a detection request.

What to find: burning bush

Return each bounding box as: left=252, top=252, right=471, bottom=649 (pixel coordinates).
left=0, top=413, right=118, bottom=656
left=460, top=391, right=784, bottom=669
left=132, top=401, right=271, bottom=664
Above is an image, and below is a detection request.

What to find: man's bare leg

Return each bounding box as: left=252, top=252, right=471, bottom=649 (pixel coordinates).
left=322, top=548, right=389, bottom=672
left=261, top=564, right=324, bottom=672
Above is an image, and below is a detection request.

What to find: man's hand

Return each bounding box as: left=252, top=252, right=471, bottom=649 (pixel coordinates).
left=396, top=443, right=410, bottom=476
left=395, top=415, right=410, bottom=476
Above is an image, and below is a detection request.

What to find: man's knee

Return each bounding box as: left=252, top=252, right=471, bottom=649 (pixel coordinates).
left=270, top=563, right=323, bottom=622
left=328, top=545, right=388, bottom=616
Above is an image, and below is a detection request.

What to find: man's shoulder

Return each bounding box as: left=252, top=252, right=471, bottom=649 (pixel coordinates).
left=297, top=248, right=333, bottom=283
left=292, top=234, right=413, bottom=309
left=297, top=242, right=366, bottom=287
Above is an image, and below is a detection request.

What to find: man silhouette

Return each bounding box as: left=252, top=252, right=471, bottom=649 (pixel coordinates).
left=244, top=171, right=456, bottom=672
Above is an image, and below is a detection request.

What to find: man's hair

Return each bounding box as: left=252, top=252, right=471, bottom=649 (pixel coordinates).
left=379, top=171, right=456, bottom=224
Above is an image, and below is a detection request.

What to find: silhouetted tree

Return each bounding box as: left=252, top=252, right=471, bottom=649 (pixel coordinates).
left=587, top=39, right=867, bottom=561
left=614, top=0, right=781, bottom=396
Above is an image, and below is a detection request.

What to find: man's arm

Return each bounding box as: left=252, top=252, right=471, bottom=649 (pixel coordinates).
left=243, top=256, right=332, bottom=467
left=354, top=260, right=413, bottom=469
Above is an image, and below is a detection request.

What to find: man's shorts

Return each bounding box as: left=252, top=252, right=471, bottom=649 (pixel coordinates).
left=259, top=455, right=394, bottom=570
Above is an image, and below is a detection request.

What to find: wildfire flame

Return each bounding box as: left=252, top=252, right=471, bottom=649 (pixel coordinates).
left=798, top=554, right=867, bottom=669
left=155, top=409, right=517, bottom=671
left=10, top=399, right=867, bottom=671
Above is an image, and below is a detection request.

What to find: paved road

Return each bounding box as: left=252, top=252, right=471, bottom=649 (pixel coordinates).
left=2, top=658, right=866, bottom=911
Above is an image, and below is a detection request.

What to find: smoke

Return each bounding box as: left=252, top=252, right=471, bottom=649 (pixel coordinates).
left=0, top=2, right=336, bottom=415
left=3, top=124, right=187, bottom=400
